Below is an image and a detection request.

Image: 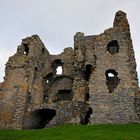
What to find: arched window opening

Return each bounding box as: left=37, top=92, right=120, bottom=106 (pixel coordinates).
left=85, top=64, right=93, bottom=81
left=23, top=109, right=56, bottom=129
left=105, top=69, right=120, bottom=93
left=23, top=44, right=29, bottom=55
left=56, top=66, right=63, bottom=75
left=81, top=107, right=92, bottom=125
left=52, top=59, right=63, bottom=75
left=107, top=40, right=119, bottom=55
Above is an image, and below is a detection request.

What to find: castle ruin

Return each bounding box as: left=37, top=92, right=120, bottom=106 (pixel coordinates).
left=0, top=11, right=140, bottom=129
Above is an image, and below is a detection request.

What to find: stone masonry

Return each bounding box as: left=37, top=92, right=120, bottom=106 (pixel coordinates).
left=0, top=11, right=140, bottom=129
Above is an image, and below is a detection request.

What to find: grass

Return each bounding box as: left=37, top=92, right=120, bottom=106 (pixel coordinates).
left=0, top=124, right=140, bottom=140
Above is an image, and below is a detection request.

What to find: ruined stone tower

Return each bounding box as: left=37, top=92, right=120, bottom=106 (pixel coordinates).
left=0, top=11, right=140, bottom=129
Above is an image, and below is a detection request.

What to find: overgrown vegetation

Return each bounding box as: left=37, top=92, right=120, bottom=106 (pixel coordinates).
left=0, top=124, right=140, bottom=140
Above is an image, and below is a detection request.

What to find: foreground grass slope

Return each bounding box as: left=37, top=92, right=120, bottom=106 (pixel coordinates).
left=0, top=124, right=140, bottom=140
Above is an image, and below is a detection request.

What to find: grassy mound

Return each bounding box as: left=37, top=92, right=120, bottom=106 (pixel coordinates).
left=0, top=124, right=140, bottom=140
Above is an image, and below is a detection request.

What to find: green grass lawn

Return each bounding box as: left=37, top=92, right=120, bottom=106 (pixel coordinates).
left=0, top=124, right=140, bottom=140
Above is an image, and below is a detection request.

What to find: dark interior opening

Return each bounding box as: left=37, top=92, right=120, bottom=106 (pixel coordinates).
left=81, top=107, right=92, bottom=125
left=33, top=67, right=39, bottom=84
left=43, top=73, right=54, bottom=102
left=27, top=92, right=31, bottom=104
left=85, top=93, right=89, bottom=101
left=107, top=40, right=119, bottom=55
left=93, top=55, right=97, bottom=66
left=43, top=73, right=53, bottom=85
left=85, top=64, right=93, bottom=81
left=42, top=48, right=45, bottom=53
left=23, top=44, right=29, bottom=55
left=56, top=90, right=73, bottom=101
left=23, top=109, right=56, bottom=129
left=105, top=69, right=120, bottom=93
left=43, top=95, right=48, bottom=101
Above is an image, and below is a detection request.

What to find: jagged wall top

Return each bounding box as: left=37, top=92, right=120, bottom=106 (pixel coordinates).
left=113, top=11, right=129, bottom=29
left=0, top=10, right=139, bottom=129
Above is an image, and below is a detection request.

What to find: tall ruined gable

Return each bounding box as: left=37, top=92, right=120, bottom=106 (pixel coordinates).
left=0, top=11, right=140, bottom=129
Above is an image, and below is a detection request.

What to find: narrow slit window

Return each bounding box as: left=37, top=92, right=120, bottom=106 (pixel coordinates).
left=42, top=48, right=45, bottom=54
left=85, top=64, right=93, bottom=81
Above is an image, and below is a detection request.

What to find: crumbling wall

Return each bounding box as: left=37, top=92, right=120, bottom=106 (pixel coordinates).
left=72, top=11, right=140, bottom=124
left=88, top=11, right=140, bottom=123
left=0, top=35, right=52, bottom=128
left=0, top=11, right=139, bottom=129
left=44, top=47, right=74, bottom=103
left=0, top=35, right=76, bottom=129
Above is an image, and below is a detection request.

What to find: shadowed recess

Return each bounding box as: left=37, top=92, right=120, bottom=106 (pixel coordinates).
left=23, top=109, right=56, bottom=129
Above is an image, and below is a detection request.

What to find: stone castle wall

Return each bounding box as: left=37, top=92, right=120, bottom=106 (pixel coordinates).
left=0, top=11, right=140, bottom=129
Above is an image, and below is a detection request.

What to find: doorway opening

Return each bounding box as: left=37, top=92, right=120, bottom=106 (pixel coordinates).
left=81, top=107, right=92, bottom=125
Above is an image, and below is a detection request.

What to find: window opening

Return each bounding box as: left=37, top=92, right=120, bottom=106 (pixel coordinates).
left=52, top=59, right=63, bottom=75
left=46, top=80, right=49, bottom=84
left=93, top=55, right=97, bottom=66
left=27, top=92, right=31, bottom=104
left=105, top=69, right=120, bottom=93
left=43, top=95, right=48, bottom=101
left=108, top=72, right=115, bottom=77
left=33, top=67, right=39, bottom=83
left=56, top=66, right=63, bottom=75
left=23, top=44, right=29, bottom=55
left=43, top=73, right=53, bottom=85
left=107, top=40, right=119, bottom=55
left=85, top=93, right=89, bottom=101
left=85, top=64, right=93, bottom=81
left=81, top=107, right=92, bottom=125
left=42, top=48, right=45, bottom=54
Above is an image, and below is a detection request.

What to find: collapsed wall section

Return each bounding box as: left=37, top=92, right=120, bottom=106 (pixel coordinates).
left=0, top=11, right=140, bottom=129
left=0, top=35, right=52, bottom=128
left=72, top=11, right=140, bottom=124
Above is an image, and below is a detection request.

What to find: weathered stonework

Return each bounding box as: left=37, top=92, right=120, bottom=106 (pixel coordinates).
left=0, top=11, right=140, bottom=129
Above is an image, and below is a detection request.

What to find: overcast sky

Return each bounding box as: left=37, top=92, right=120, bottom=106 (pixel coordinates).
left=0, top=0, right=140, bottom=85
